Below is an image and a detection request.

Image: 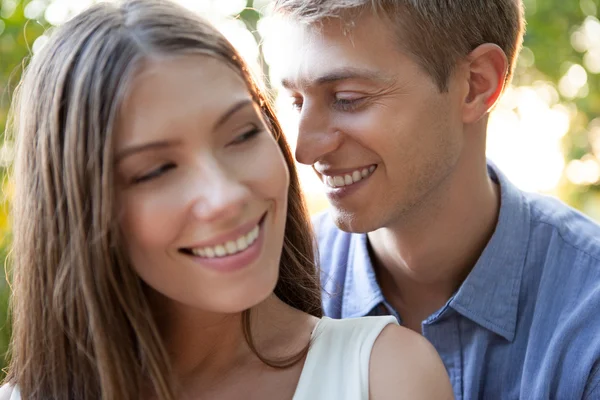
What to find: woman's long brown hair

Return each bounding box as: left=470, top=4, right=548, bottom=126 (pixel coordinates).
left=5, top=1, right=321, bottom=398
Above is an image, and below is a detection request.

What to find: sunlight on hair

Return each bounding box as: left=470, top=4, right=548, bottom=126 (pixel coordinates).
left=31, top=34, right=48, bottom=53
left=214, top=18, right=261, bottom=73
left=42, top=0, right=263, bottom=81
left=175, top=0, right=247, bottom=17
left=44, top=0, right=248, bottom=24
left=44, top=0, right=94, bottom=25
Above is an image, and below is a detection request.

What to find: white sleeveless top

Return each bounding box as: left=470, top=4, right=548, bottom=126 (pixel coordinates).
left=293, top=316, right=397, bottom=400
left=5, top=316, right=396, bottom=400
left=7, top=387, right=19, bottom=400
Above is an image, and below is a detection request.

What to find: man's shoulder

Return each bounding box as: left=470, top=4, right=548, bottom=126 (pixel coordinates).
left=525, top=192, right=600, bottom=263
left=523, top=193, right=600, bottom=331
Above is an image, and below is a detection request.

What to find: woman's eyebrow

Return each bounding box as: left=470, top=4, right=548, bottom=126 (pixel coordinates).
left=115, top=99, right=255, bottom=163
left=212, top=98, right=254, bottom=131
left=115, top=139, right=181, bottom=163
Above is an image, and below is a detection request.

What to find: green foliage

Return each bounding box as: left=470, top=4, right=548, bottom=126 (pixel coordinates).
left=1, top=0, right=47, bottom=139
left=521, top=0, right=600, bottom=211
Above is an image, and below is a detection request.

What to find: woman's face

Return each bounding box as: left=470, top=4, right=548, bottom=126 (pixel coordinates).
left=115, top=55, right=289, bottom=314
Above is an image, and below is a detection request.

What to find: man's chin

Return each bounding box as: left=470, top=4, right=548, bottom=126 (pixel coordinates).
left=330, top=208, right=376, bottom=234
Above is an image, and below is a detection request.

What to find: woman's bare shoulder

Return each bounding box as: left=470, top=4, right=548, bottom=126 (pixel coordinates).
left=369, top=324, right=454, bottom=400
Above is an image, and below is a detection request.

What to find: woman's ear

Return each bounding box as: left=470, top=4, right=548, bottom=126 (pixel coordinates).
left=462, top=43, right=508, bottom=124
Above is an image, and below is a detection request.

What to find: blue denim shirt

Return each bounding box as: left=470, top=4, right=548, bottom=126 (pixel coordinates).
left=314, top=163, right=600, bottom=400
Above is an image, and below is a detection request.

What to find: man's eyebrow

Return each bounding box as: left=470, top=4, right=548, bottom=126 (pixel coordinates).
left=115, top=99, right=254, bottom=163
left=281, top=67, right=393, bottom=90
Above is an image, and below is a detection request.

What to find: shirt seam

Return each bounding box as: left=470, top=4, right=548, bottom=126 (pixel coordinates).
left=530, top=206, right=600, bottom=263
left=584, top=363, right=600, bottom=399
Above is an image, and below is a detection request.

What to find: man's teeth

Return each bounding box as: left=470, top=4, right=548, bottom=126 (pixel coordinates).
left=191, top=225, right=260, bottom=258
left=325, top=166, right=376, bottom=188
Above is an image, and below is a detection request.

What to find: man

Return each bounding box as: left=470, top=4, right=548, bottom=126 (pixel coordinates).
left=271, top=1, right=600, bottom=399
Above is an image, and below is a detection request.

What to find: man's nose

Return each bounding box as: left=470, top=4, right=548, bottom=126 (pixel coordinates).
left=294, top=102, right=343, bottom=165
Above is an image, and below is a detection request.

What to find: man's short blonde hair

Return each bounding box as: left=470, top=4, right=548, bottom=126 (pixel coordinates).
left=273, top=0, right=525, bottom=91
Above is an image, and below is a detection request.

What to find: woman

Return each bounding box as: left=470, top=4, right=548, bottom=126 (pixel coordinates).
left=0, top=1, right=452, bottom=399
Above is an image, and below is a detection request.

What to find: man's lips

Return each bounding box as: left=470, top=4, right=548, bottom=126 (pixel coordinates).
left=316, top=165, right=377, bottom=188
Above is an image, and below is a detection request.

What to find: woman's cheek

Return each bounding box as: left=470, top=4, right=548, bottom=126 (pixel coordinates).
left=231, top=140, right=290, bottom=199
left=120, top=186, right=186, bottom=248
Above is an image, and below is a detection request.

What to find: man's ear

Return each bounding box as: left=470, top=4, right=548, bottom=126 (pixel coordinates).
left=462, top=43, right=508, bottom=124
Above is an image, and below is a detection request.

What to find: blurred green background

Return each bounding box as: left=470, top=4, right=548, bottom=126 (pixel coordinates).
left=1, top=0, right=599, bottom=376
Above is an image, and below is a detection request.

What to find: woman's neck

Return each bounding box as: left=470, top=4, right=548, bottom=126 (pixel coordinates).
left=152, top=294, right=318, bottom=387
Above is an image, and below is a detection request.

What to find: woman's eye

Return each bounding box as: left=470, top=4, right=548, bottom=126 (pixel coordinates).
left=229, top=127, right=262, bottom=146
left=132, top=163, right=176, bottom=184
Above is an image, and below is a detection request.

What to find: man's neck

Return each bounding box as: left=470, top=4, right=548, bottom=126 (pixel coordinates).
left=367, top=153, right=500, bottom=332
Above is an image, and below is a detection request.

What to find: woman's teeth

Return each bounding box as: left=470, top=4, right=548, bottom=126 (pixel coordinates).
left=190, top=225, right=260, bottom=258
left=325, top=166, right=376, bottom=188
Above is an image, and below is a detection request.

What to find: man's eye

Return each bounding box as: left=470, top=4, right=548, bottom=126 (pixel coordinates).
left=333, top=97, right=365, bottom=112
left=291, top=98, right=303, bottom=111
left=229, top=127, right=262, bottom=146
left=132, top=163, right=176, bottom=184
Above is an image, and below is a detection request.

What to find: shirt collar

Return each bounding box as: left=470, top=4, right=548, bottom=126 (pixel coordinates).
left=340, top=233, right=385, bottom=318
left=449, top=161, right=530, bottom=341
left=340, top=161, right=530, bottom=341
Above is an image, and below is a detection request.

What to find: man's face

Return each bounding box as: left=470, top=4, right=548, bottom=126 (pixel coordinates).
left=276, top=12, right=468, bottom=232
